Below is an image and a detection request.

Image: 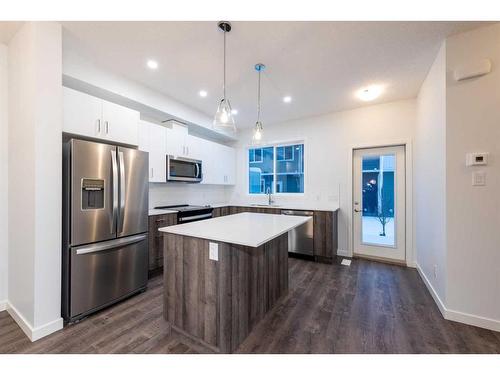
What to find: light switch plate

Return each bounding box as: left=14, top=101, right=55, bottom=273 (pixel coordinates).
left=209, top=242, right=219, bottom=261
left=472, top=171, right=486, bottom=186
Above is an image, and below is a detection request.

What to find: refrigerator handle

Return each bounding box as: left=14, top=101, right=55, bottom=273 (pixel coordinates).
left=111, top=150, right=119, bottom=234
left=118, top=151, right=126, bottom=233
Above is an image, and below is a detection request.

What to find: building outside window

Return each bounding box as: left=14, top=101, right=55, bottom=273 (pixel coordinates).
left=248, top=143, right=304, bottom=194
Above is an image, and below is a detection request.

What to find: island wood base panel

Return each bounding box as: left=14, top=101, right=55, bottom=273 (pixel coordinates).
left=163, top=233, right=288, bottom=353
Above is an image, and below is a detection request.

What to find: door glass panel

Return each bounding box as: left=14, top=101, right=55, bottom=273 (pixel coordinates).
left=361, top=154, right=395, bottom=247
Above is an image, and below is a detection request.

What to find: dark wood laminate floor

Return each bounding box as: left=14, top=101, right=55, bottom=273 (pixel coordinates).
left=1, top=258, right=499, bottom=354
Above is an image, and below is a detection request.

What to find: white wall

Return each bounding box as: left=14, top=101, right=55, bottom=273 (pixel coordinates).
left=7, top=22, right=63, bottom=340
left=0, top=43, right=8, bottom=309
left=445, top=24, right=500, bottom=325
left=230, top=99, right=416, bottom=255
left=415, top=42, right=447, bottom=303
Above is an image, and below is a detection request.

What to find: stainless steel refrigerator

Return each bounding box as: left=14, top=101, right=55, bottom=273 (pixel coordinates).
left=62, top=138, right=149, bottom=323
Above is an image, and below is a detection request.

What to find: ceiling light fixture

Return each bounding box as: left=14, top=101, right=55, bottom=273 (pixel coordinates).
left=283, top=96, right=292, bottom=103
left=252, top=63, right=265, bottom=144
left=199, top=90, right=208, bottom=97
left=357, top=85, right=384, bottom=101
left=146, top=60, right=158, bottom=70
left=213, top=21, right=236, bottom=132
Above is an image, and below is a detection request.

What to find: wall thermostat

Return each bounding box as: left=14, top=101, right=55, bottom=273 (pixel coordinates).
left=466, top=152, right=488, bottom=166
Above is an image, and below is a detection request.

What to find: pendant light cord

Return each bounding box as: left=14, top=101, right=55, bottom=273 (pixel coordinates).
left=257, top=68, right=261, bottom=122
left=223, top=30, right=226, bottom=100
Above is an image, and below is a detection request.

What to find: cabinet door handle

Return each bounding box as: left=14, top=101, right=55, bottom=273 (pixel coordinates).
left=186, top=146, right=189, bottom=155
left=105, top=121, right=109, bottom=134
left=96, top=119, right=101, bottom=134
left=150, top=167, right=154, bottom=178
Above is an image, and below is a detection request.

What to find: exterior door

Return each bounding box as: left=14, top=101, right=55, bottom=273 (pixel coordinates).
left=117, top=147, right=149, bottom=237
left=353, top=146, right=406, bottom=262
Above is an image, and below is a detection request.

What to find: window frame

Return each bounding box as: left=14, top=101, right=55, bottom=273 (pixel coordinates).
left=246, top=140, right=306, bottom=196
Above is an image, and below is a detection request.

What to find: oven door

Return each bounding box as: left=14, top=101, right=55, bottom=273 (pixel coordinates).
left=167, top=156, right=202, bottom=182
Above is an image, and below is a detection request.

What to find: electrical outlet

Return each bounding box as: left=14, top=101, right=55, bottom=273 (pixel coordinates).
left=209, top=242, right=218, bottom=261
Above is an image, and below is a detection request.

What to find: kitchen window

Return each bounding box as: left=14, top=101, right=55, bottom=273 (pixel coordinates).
left=248, top=143, right=304, bottom=194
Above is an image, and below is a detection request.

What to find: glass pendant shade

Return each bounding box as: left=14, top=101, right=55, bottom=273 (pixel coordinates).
left=252, top=121, right=263, bottom=144
left=214, top=98, right=236, bottom=131
left=213, top=21, right=236, bottom=133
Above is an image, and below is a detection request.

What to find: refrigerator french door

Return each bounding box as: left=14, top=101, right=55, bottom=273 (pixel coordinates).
left=62, top=139, right=149, bottom=323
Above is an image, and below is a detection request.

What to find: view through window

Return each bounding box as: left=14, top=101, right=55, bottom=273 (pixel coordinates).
left=249, top=143, right=304, bottom=194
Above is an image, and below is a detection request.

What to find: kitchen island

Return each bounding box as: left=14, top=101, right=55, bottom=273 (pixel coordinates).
left=159, top=212, right=311, bottom=353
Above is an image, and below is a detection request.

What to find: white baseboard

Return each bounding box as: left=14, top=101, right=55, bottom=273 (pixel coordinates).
left=446, top=308, right=500, bottom=332
left=6, top=302, right=63, bottom=342
left=416, top=263, right=500, bottom=332
left=0, top=300, right=6, bottom=312
left=416, top=263, right=446, bottom=316
left=336, top=249, right=351, bottom=257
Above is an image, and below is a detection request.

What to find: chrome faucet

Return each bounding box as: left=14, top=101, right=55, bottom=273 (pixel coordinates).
left=266, top=187, right=275, bottom=206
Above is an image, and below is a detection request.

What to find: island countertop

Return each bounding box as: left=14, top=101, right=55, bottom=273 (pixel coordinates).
left=158, top=212, right=311, bottom=247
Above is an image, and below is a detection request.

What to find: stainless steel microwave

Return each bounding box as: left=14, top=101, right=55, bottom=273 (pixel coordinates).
left=167, top=155, right=203, bottom=183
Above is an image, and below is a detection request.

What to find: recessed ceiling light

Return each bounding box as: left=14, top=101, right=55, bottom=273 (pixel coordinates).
left=356, top=85, right=384, bottom=101
left=231, top=109, right=238, bottom=115
left=146, top=60, right=158, bottom=70
left=283, top=96, right=292, bottom=103
left=199, top=90, right=208, bottom=98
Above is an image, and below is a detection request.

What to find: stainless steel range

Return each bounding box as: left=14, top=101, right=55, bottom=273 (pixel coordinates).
left=62, top=138, right=149, bottom=323
left=154, top=204, right=213, bottom=223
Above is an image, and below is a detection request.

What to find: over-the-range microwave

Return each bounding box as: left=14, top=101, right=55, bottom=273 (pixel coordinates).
left=166, top=155, right=203, bottom=183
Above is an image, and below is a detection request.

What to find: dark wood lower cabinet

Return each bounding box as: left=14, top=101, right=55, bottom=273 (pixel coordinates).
left=163, top=232, right=288, bottom=353
left=313, top=210, right=338, bottom=262
left=148, top=213, right=177, bottom=276
left=212, top=206, right=230, bottom=217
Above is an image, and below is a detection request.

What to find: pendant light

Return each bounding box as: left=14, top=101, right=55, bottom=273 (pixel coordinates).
left=252, top=63, right=265, bottom=143
left=213, top=21, right=236, bottom=132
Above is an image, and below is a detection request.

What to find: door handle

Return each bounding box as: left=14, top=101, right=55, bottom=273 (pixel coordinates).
left=75, top=233, right=147, bottom=255
left=96, top=119, right=101, bottom=134
left=111, top=150, right=118, bottom=234
left=354, top=209, right=361, bottom=213
left=105, top=121, right=109, bottom=134
left=118, top=151, right=126, bottom=233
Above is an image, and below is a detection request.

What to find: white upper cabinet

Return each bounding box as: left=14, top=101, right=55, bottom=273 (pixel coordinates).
left=63, top=87, right=102, bottom=139
left=165, top=122, right=189, bottom=157
left=201, top=141, right=236, bottom=185
left=63, top=87, right=140, bottom=146
left=101, top=100, right=140, bottom=146
left=138, top=120, right=167, bottom=183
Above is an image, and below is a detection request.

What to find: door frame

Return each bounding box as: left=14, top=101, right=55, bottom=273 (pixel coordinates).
left=347, top=139, right=414, bottom=267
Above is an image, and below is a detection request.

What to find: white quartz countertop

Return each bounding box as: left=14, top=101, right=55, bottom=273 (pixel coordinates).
left=148, top=209, right=178, bottom=216
left=158, top=212, right=311, bottom=247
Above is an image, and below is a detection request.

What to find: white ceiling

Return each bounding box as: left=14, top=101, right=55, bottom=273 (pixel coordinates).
left=62, top=21, right=488, bottom=128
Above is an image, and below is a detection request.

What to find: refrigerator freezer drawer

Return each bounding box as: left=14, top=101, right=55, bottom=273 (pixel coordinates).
left=69, top=234, right=148, bottom=320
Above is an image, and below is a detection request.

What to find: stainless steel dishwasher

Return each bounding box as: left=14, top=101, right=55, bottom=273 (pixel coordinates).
left=281, top=210, right=314, bottom=256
